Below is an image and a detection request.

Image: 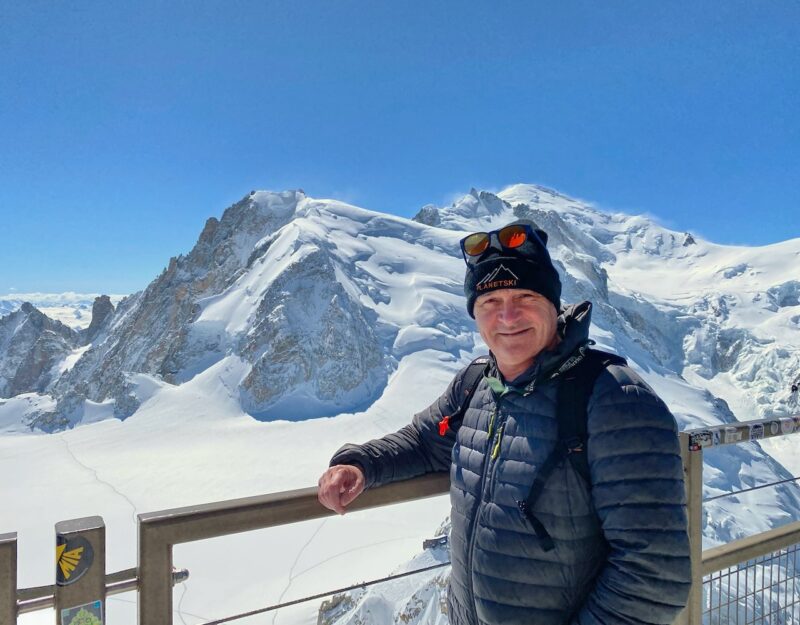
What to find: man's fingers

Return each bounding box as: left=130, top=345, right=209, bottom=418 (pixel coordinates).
left=317, top=465, right=365, bottom=514
left=318, top=471, right=346, bottom=513
left=339, top=473, right=365, bottom=508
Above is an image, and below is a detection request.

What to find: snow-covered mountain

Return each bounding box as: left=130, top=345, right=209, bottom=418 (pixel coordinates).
left=0, top=292, right=125, bottom=329
left=313, top=185, right=800, bottom=625
left=1, top=184, right=798, bottom=625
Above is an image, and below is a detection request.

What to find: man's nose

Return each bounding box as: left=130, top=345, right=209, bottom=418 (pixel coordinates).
left=498, top=300, right=521, bottom=322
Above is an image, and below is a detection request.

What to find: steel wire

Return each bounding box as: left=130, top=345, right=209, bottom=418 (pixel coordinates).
left=200, top=560, right=452, bottom=625
left=704, top=475, right=800, bottom=503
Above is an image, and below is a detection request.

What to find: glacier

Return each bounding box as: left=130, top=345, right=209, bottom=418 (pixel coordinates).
left=0, top=184, right=798, bottom=624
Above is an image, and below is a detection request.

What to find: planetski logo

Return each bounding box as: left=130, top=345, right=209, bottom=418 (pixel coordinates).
left=477, top=264, right=519, bottom=291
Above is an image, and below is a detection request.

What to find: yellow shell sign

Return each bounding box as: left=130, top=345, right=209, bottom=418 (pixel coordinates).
left=56, top=536, right=93, bottom=586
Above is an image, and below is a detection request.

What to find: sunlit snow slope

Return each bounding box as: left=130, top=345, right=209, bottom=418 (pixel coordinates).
left=1, top=185, right=798, bottom=624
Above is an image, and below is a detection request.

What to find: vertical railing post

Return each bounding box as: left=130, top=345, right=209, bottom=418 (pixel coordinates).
left=0, top=533, right=17, bottom=625
left=137, top=516, right=173, bottom=625
left=54, top=517, right=105, bottom=625
left=676, top=431, right=704, bottom=625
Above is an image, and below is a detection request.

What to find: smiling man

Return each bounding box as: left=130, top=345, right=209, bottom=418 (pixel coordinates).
left=318, top=220, right=691, bottom=625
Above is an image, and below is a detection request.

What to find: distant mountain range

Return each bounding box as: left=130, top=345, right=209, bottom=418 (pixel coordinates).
left=0, top=292, right=126, bottom=329
left=3, top=185, right=797, bottom=433
left=2, top=185, right=799, bottom=623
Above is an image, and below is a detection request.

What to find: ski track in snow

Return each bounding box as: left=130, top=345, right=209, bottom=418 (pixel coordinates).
left=269, top=531, right=431, bottom=624
left=271, top=519, right=329, bottom=625
left=109, top=589, right=210, bottom=623
left=6, top=188, right=800, bottom=624
left=267, top=520, right=424, bottom=624
left=218, top=373, right=234, bottom=396
left=58, top=438, right=198, bottom=624
left=177, top=580, right=190, bottom=625
left=59, top=433, right=139, bottom=524
left=291, top=535, right=424, bottom=579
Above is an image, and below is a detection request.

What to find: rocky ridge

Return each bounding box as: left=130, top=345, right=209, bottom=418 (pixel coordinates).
left=2, top=184, right=799, bottom=622
left=0, top=303, right=81, bottom=398
left=318, top=185, right=800, bottom=625
left=1, top=185, right=797, bottom=438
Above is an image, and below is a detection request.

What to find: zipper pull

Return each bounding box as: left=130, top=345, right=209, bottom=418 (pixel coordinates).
left=491, top=425, right=504, bottom=460
left=438, top=415, right=450, bottom=436
left=487, top=406, right=497, bottom=439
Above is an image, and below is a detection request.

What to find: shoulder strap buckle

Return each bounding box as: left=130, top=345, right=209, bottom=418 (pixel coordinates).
left=438, top=356, right=489, bottom=436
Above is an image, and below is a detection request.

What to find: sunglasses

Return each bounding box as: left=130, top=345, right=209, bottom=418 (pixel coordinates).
left=460, top=224, right=545, bottom=262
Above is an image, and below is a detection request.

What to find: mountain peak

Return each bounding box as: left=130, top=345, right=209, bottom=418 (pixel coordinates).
left=249, top=189, right=306, bottom=217
left=0, top=301, right=80, bottom=401
left=412, top=189, right=511, bottom=229
left=3, top=183, right=799, bottom=436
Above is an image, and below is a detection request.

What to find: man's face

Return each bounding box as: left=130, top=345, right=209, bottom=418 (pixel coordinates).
left=473, top=288, right=559, bottom=381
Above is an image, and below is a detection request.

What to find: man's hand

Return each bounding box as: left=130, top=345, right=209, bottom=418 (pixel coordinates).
left=317, top=464, right=366, bottom=514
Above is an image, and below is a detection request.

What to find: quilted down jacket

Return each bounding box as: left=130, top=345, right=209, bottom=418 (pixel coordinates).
left=330, top=302, right=691, bottom=625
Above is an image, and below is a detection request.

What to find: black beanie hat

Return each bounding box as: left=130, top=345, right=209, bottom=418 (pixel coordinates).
left=464, top=219, right=562, bottom=318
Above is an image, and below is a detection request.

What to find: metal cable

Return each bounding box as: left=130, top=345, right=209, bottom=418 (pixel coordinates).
left=201, top=473, right=800, bottom=623
left=201, top=560, right=452, bottom=625
left=703, top=475, right=800, bottom=502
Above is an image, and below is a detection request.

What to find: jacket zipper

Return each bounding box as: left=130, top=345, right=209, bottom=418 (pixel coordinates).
left=487, top=405, right=497, bottom=439
left=459, top=351, right=588, bottom=619
left=465, top=400, right=508, bottom=622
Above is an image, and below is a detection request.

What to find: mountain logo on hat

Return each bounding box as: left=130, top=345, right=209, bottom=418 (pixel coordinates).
left=476, top=264, right=520, bottom=291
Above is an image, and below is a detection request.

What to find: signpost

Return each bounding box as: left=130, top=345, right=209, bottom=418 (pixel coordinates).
left=55, top=517, right=105, bottom=625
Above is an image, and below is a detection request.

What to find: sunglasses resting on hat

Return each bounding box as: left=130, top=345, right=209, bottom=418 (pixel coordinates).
left=459, top=223, right=547, bottom=264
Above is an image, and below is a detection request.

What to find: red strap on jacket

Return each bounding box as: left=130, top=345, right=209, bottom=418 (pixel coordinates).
left=438, top=415, right=450, bottom=436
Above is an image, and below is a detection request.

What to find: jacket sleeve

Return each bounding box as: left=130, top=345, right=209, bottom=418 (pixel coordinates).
left=328, top=368, right=465, bottom=489
left=570, top=365, right=692, bottom=625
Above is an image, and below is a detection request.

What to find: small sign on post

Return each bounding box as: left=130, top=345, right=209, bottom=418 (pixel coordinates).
left=55, top=517, right=105, bottom=625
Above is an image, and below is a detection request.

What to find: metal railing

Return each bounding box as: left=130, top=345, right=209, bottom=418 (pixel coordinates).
left=137, top=471, right=449, bottom=622
left=703, top=529, right=800, bottom=624
left=680, top=415, right=800, bottom=625
left=2, top=416, right=799, bottom=624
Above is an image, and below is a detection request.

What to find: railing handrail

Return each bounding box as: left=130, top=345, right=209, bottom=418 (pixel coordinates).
left=14, top=568, right=184, bottom=616
left=137, top=472, right=450, bottom=623
left=137, top=471, right=450, bottom=544
left=134, top=417, right=800, bottom=544
left=687, top=414, right=800, bottom=450
left=5, top=421, right=800, bottom=624
left=702, top=519, right=800, bottom=575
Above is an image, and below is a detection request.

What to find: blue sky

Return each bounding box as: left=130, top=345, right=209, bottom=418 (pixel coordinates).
left=1, top=1, right=798, bottom=294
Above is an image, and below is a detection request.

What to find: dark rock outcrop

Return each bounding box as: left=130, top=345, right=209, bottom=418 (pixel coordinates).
left=51, top=191, right=304, bottom=418
left=83, top=295, right=116, bottom=344
left=412, top=205, right=441, bottom=227
left=0, top=303, right=80, bottom=397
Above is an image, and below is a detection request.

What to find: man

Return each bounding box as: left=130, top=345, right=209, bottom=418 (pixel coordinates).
left=318, top=219, right=691, bottom=625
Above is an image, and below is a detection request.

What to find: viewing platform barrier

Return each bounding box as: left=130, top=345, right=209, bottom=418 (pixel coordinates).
left=1, top=415, right=799, bottom=624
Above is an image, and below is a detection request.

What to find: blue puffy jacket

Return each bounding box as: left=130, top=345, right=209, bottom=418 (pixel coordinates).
left=331, top=302, right=691, bottom=625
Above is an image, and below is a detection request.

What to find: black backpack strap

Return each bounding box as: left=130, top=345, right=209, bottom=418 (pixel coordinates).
left=438, top=356, right=489, bottom=436
left=517, top=348, right=626, bottom=552
left=559, top=349, right=626, bottom=484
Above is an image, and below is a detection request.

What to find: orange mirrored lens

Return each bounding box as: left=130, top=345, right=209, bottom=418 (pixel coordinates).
left=499, top=226, right=527, bottom=249
left=464, top=233, right=490, bottom=255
